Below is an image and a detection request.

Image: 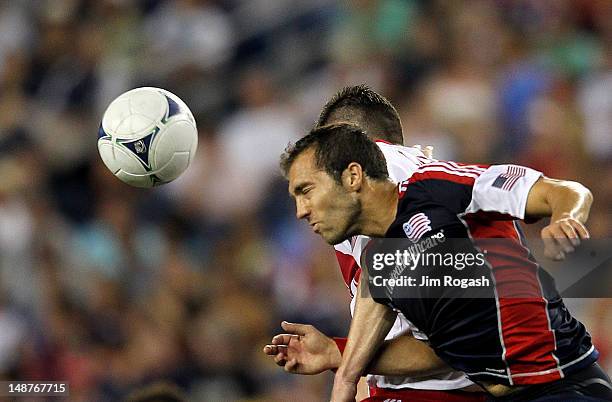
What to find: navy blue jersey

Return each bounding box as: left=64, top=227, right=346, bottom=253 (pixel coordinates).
left=374, top=160, right=598, bottom=386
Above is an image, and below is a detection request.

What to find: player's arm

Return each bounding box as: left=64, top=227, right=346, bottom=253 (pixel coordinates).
left=525, top=177, right=593, bottom=222
left=525, top=177, right=593, bottom=260
left=264, top=321, right=450, bottom=377
left=355, top=378, right=369, bottom=402
left=263, top=322, right=341, bottom=375
left=426, top=163, right=593, bottom=261
left=331, top=272, right=397, bottom=402
left=366, top=332, right=449, bottom=377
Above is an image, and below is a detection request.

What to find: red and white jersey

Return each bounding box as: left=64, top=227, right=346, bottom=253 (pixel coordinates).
left=334, top=141, right=474, bottom=390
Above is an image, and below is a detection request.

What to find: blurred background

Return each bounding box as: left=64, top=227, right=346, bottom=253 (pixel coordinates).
left=0, top=0, right=610, bottom=400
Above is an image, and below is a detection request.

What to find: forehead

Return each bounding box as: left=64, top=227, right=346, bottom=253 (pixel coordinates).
left=287, top=149, right=327, bottom=193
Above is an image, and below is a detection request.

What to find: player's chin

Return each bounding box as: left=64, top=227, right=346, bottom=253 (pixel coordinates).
left=318, top=233, right=333, bottom=245
left=320, top=230, right=346, bottom=245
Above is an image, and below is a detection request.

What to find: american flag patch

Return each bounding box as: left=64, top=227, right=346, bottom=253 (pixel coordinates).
left=402, top=213, right=432, bottom=242
left=491, top=166, right=526, bottom=191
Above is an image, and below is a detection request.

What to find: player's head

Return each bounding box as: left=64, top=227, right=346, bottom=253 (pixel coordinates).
left=281, top=123, right=389, bottom=244
left=316, top=84, right=403, bottom=145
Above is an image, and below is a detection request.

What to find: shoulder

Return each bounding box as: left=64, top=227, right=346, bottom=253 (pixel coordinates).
left=387, top=193, right=460, bottom=240
left=408, top=160, right=489, bottom=186
left=397, top=160, right=491, bottom=214
left=375, top=142, right=427, bottom=183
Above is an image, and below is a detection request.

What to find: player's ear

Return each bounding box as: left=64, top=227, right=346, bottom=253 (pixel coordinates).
left=342, top=162, right=363, bottom=191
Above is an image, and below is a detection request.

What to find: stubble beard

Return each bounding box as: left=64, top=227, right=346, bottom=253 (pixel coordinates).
left=325, top=198, right=362, bottom=245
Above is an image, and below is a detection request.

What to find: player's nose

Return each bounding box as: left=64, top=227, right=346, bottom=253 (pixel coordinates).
left=295, top=199, right=310, bottom=220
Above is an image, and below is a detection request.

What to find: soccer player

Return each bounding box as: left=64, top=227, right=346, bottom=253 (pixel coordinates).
left=265, top=86, right=487, bottom=401
left=280, top=123, right=612, bottom=401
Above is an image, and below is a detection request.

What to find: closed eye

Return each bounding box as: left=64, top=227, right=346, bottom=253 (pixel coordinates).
left=293, top=183, right=313, bottom=196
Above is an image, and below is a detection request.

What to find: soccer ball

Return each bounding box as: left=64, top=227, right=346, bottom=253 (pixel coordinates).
left=97, top=87, right=198, bottom=188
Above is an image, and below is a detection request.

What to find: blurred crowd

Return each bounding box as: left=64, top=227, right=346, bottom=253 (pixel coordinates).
left=0, top=0, right=610, bottom=401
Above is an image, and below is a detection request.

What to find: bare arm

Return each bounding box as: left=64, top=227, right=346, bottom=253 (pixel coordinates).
left=331, top=273, right=397, bottom=402
left=526, top=177, right=593, bottom=223
left=526, top=177, right=593, bottom=260
left=264, top=322, right=450, bottom=377
left=366, top=333, right=449, bottom=377
left=355, top=377, right=369, bottom=401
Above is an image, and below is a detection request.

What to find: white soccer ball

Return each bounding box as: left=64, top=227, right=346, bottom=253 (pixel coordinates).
left=98, top=87, right=198, bottom=188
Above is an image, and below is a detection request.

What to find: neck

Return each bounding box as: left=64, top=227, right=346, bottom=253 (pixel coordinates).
left=352, top=179, right=399, bottom=238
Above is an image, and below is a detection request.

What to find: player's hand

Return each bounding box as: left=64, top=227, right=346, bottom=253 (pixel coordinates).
left=262, top=321, right=341, bottom=375
left=329, top=375, right=357, bottom=402
left=541, top=214, right=590, bottom=261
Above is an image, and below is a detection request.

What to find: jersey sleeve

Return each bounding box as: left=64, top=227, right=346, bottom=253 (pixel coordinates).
left=335, top=241, right=357, bottom=286
left=334, top=237, right=371, bottom=297
left=466, top=164, right=542, bottom=219
left=405, top=162, right=542, bottom=220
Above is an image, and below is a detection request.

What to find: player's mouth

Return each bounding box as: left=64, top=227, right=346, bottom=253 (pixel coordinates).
left=310, top=222, right=320, bottom=233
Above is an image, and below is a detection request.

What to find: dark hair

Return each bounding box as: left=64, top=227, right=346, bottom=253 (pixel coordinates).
left=280, top=123, right=389, bottom=183
left=316, top=84, right=403, bottom=145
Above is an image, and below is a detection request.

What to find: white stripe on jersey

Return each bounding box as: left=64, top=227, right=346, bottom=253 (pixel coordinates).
left=414, top=157, right=487, bottom=169
left=414, top=166, right=481, bottom=179
left=415, top=160, right=487, bottom=176
left=441, top=160, right=487, bottom=173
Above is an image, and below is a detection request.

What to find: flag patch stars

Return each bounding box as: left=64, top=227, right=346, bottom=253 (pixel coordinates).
left=491, top=165, right=526, bottom=191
